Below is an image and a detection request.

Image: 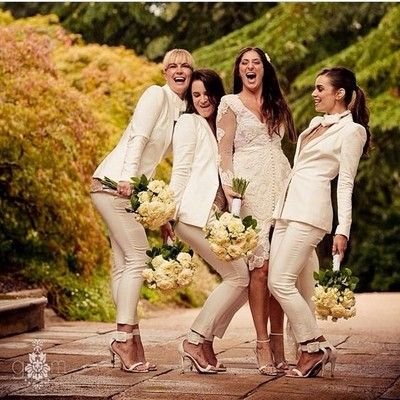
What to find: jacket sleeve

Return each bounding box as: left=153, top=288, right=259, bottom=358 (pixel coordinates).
left=120, top=85, right=165, bottom=181
left=169, top=115, right=197, bottom=219
left=335, top=125, right=366, bottom=239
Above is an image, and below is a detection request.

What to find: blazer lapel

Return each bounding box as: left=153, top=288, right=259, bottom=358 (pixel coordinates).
left=161, top=85, right=185, bottom=156
left=198, top=115, right=218, bottom=163
left=294, top=118, right=322, bottom=164
left=296, top=114, right=353, bottom=163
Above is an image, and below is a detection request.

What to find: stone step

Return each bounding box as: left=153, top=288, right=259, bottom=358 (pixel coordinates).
left=0, top=294, right=47, bottom=338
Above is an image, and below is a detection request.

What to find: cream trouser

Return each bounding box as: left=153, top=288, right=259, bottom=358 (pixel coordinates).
left=175, top=221, right=249, bottom=342
left=91, top=192, right=148, bottom=325
left=269, top=219, right=326, bottom=343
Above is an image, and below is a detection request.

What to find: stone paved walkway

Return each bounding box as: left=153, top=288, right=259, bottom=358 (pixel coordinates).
left=1, top=293, right=399, bottom=399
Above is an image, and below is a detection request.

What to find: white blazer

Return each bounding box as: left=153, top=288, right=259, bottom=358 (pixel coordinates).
left=170, top=113, right=219, bottom=228
left=273, top=112, right=366, bottom=239
left=93, top=84, right=186, bottom=182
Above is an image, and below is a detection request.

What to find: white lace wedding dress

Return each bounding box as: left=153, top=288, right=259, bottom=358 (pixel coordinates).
left=217, top=94, right=291, bottom=270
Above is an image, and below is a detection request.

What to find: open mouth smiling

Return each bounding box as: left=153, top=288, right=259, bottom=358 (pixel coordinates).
left=174, top=77, right=186, bottom=83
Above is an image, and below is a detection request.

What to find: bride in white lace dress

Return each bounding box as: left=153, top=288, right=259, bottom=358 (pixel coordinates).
left=217, top=47, right=296, bottom=375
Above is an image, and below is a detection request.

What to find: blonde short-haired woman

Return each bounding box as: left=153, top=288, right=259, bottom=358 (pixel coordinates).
left=91, top=49, right=193, bottom=373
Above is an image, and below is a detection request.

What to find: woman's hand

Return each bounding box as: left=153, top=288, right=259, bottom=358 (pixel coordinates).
left=117, top=181, right=132, bottom=197
left=222, top=185, right=240, bottom=209
left=160, top=222, right=175, bottom=244
left=332, top=234, right=348, bottom=261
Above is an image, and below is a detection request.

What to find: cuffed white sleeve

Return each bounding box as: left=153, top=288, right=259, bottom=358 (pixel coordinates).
left=335, top=126, right=366, bottom=239
left=120, top=85, right=165, bottom=181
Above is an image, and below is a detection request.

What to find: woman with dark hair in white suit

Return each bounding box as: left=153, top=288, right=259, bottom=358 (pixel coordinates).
left=162, top=69, right=249, bottom=374
left=269, top=66, right=370, bottom=378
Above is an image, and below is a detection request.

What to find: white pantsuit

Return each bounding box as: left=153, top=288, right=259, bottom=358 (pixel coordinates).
left=170, top=113, right=249, bottom=341
left=91, top=85, right=186, bottom=325
left=269, top=112, right=366, bottom=343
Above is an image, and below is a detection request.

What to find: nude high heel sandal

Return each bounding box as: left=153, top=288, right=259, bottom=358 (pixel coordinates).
left=109, top=331, right=148, bottom=373
left=287, top=341, right=329, bottom=378
left=270, top=332, right=289, bottom=371
left=254, top=339, right=278, bottom=376
left=132, top=328, right=157, bottom=371
left=319, top=341, right=338, bottom=377
left=178, top=340, right=217, bottom=374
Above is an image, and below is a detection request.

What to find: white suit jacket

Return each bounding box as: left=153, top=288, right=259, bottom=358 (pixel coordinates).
left=273, top=113, right=366, bottom=239
left=170, top=113, right=219, bottom=228
left=93, top=84, right=186, bottom=181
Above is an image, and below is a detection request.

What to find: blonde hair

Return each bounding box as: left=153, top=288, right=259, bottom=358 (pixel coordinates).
left=162, top=49, right=194, bottom=71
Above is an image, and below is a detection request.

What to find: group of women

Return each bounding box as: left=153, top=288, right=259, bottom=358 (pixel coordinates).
left=91, top=47, right=370, bottom=378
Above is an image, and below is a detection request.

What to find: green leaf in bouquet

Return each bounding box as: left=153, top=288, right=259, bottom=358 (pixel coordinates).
left=242, top=215, right=257, bottom=229
left=130, top=196, right=140, bottom=211
left=130, top=174, right=149, bottom=193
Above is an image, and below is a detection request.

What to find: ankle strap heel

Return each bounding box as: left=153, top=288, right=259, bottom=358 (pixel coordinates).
left=113, top=331, right=134, bottom=342
left=318, top=341, right=337, bottom=377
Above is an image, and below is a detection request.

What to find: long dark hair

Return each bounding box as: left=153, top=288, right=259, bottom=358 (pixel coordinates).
left=233, top=47, right=296, bottom=142
left=186, top=69, right=226, bottom=133
left=318, top=67, right=371, bottom=154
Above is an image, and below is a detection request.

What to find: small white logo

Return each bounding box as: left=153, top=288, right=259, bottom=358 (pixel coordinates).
left=24, top=339, right=50, bottom=388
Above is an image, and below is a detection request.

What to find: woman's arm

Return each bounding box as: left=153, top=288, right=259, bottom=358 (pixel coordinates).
left=120, top=86, right=165, bottom=182
left=334, top=125, right=367, bottom=258
left=216, top=104, right=239, bottom=208
left=169, top=115, right=197, bottom=217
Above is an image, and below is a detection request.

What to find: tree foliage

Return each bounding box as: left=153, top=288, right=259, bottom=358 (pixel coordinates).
left=0, top=22, right=109, bottom=275
left=1, top=2, right=274, bottom=61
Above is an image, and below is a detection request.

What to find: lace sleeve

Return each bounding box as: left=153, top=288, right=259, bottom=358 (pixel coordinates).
left=216, top=105, right=237, bottom=187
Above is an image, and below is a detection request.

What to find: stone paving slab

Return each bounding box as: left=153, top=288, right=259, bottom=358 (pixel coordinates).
left=113, top=393, right=238, bottom=400
left=0, top=293, right=399, bottom=399
left=380, top=376, right=400, bottom=399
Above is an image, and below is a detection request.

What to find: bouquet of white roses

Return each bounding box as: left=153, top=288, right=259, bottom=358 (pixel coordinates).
left=142, top=241, right=196, bottom=291
left=100, top=175, right=175, bottom=230
left=312, top=256, right=359, bottom=322
left=204, top=212, right=258, bottom=261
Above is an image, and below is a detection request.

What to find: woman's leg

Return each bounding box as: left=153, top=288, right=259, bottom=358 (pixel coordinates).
left=175, top=221, right=249, bottom=369
left=91, top=193, right=149, bottom=370
left=248, top=261, right=276, bottom=374
left=269, top=295, right=288, bottom=369
left=269, top=220, right=328, bottom=375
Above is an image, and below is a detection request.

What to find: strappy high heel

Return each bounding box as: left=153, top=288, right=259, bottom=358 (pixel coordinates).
left=319, top=341, right=338, bottom=377
left=109, top=331, right=148, bottom=373
left=270, top=332, right=289, bottom=371
left=287, top=341, right=329, bottom=378
left=203, top=340, right=227, bottom=372
left=132, top=328, right=157, bottom=371
left=254, top=339, right=278, bottom=376
left=178, top=340, right=217, bottom=374
left=214, top=361, right=227, bottom=372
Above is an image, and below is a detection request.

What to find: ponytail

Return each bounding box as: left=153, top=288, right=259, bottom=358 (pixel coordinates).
left=349, top=86, right=371, bottom=155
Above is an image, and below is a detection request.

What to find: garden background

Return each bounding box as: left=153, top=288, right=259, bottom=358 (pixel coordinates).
left=0, top=2, right=398, bottom=321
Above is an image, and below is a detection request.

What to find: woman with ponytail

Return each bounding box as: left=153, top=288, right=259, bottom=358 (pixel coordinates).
left=269, top=67, right=369, bottom=378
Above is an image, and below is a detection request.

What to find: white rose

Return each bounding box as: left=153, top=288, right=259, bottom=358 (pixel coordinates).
left=138, top=191, right=151, bottom=203
left=177, top=252, right=192, bottom=266
left=219, top=212, right=233, bottom=224
left=151, top=255, right=165, bottom=268
left=148, top=180, right=165, bottom=194
left=142, top=268, right=155, bottom=282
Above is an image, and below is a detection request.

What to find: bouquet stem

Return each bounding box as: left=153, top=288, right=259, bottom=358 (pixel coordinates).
left=231, top=198, right=242, bottom=217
